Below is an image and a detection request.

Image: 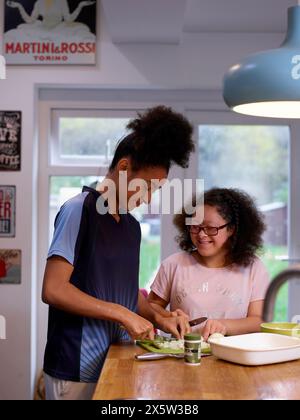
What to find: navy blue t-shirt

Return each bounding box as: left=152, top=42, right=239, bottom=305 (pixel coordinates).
left=43, top=186, right=141, bottom=382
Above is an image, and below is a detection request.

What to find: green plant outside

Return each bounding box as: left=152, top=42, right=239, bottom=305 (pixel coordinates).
left=139, top=238, right=160, bottom=289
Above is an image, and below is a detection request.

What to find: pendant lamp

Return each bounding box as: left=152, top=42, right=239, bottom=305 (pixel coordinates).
left=223, top=4, right=300, bottom=118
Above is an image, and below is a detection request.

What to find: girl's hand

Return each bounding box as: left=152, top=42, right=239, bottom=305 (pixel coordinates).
left=156, top=314, right=190, bottom=339
left=201, top=319, right=227, bottom=342
left=170, top=308, right=189, bottom=320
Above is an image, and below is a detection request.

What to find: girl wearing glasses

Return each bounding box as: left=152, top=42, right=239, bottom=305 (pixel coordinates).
left=148, top=188, right=270, bottom=341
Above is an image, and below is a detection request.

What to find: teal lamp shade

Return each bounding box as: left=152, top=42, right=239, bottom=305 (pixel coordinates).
left=223, top=6, right=300, bottom=118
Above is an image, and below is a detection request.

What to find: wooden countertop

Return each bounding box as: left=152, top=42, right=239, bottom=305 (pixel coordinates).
left=93, top=343, right=300, bottom=400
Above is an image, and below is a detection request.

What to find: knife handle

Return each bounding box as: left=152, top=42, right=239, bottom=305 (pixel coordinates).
left=135, top=352, right=167, bottom=361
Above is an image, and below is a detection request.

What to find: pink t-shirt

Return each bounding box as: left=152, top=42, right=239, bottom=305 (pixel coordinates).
left=150, top=252, right=270, bottom=321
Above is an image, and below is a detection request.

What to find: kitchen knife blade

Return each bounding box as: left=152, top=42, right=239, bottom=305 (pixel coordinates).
left=135, top=351, right=211, bottom=361
left=189, top=316, right=207, bottom=327
left=135, top=352, right=184, bottom=361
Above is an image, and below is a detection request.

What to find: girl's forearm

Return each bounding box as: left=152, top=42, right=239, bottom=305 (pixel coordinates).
left=43, top=278, right=129, bottom=323
left=148, top=302, right=172, bottom=318
left=220, top=316, right=263, bottom=336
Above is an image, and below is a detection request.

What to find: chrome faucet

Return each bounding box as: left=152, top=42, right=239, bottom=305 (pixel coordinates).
left=263, top=265, right=300, bottom=322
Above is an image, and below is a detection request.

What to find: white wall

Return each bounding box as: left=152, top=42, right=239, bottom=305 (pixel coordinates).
left=0, top=0, right=285, bottom=399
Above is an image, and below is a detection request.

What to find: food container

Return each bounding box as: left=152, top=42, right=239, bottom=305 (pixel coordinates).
left=209, top=332, right=300, bottom=366
left=184, top=333, right=201, bottom=366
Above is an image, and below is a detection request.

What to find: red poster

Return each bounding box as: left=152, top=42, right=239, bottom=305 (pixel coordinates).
left=4, top=0, right=97, bottom=65
left=0, top=250, right=21, bottom=284
left=0, top=186, right=16, bottom=237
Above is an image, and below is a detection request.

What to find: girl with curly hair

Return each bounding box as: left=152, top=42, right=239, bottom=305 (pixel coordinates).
left=148, top=188, right=270, bottom=341
left=42, top=106, right=194, bottom=399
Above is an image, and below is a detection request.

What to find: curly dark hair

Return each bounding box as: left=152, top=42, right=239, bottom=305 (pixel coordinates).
left=109, top=106, right=194, bottom=172
left=173, top=188, right=266, bottom=267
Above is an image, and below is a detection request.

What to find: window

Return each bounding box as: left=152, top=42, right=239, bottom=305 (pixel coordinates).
left=51, top=110, right=132, bottom=166
left=197, top=124, right=290, bottom=321
left=46, top=109, right=161, bottom=288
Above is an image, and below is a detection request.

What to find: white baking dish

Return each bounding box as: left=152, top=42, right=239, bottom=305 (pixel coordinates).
left=209, top=333, right=300, bottom=366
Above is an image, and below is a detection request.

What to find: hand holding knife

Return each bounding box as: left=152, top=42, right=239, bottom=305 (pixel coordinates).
left=135, top=317, right=209, bottom=361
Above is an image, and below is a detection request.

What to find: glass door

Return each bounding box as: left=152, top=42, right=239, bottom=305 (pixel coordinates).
left=186, top=111, right=290, bottom=321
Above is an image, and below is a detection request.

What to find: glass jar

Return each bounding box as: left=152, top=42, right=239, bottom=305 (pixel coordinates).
left=184, top=333, right=201, bottom=366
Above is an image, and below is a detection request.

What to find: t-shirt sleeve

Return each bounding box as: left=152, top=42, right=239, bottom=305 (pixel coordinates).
left=150, top=261, right=173, bottom=303
left=250, top=258, right=270, bottom=302
left=47, top=195, right=87, bottom=266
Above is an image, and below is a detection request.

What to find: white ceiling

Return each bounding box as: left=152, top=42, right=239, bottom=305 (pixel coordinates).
left=101, top=0, right=297, bottom=43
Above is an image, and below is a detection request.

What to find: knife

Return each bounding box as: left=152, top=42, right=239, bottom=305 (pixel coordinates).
left=135, top=351, right=211, bottom=361
left=189, top=316, right=207, bottom=327
left=135, top=352, right=184, bottom=361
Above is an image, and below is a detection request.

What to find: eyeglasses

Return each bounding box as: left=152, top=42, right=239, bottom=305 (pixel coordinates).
left=188, top=223, right=231, bottom=236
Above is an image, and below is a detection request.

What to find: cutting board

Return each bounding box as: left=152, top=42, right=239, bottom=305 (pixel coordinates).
left=137, top=340, right=212, bottom=355
left=137, top=341, right=183, bottom=354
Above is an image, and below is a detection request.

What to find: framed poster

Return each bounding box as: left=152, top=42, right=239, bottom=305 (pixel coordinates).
left=0, top=111, right=21, bottom=171
left=4, top=0, right=97, bottom=65
left=0, top=250, right=21, bottom=285
left=0, top=186, right=16, bottom=237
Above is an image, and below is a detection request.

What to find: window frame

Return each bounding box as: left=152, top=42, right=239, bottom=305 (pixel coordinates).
left=50, top=108, right=137, bottom=167
left=184, top=110, right=291, bottom=181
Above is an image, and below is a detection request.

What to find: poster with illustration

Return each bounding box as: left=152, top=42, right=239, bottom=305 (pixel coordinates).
left=0, top=250, right=21, bottom=284
left=4, top=0, right=97, bottom=64
left=0, top=111, right=21, bottom=171
left=0, top=186, right=16, bottom=237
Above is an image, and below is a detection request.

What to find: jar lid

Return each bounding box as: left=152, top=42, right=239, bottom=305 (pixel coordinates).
left=184, top=333, right=201, bottom=341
